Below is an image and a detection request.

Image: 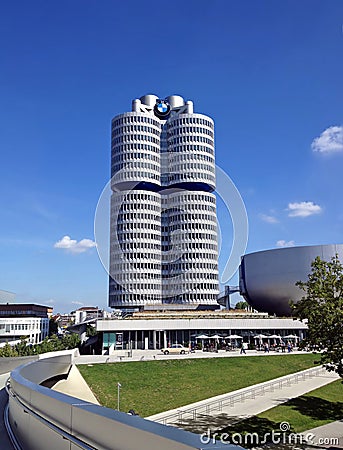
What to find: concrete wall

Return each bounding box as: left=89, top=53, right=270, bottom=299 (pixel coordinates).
left=0, top=356, right=38, bottom=375
left=8, top=351, right=243, bottom=450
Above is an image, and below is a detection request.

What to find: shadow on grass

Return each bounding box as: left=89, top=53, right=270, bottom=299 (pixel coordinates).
left=218, top=415, right=295, bottom=436
left=172, top=397, right=343, bottom=449
left=174, top=413, right=293, bottom=436
left=175, top=414, right=305, bottom=449
left=285, top=395, right=343, bottom=422
left=173, top=412, right=241, bottom=434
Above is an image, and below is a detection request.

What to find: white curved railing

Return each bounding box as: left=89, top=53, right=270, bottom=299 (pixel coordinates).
left=6, top=351, right=243, bottom=450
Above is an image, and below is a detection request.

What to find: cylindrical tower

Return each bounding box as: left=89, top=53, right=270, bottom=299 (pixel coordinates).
left=109, top=109, right=162, bottom=309
left=111, top=112, right=161, bottom=189
left=109, top=95, right=219, bottom=309
left=109, top=190, right=161, bottom=308
left=166, top=113, right=216, bottom=190
left=161, top=110, right=218, bottom=305
left=161, top=191, right=218, bottom=304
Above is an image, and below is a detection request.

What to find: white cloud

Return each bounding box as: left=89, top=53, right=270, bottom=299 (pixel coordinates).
left=54, top=235, right=96, bottom=254
left=287, top=201, right=322, bottom=218
left=259, top=213, right=279, bottom=224
left=72, top=301, right=84, bottom=306
left=311, top=125, right=343, bottom=154
left=276, top=240, right=295, bottom=248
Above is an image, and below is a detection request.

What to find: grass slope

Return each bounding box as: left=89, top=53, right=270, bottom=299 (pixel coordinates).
left=78, top=354, right=317, bottom=417
left=258, top=379, right=343, bottom=432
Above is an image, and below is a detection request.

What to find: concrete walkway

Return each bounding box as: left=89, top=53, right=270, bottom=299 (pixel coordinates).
left=74, top=349, right=308, bottom=365
left=147, top=368, right=340, bottom=435
left=300, top=421, right=343, bottom=449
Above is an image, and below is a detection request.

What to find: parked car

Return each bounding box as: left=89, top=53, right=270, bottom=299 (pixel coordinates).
left=161, top=344, right=189, bottom=355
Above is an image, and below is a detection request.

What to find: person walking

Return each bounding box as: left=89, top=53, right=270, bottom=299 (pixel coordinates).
left=240, top=342, right=247, bottom=354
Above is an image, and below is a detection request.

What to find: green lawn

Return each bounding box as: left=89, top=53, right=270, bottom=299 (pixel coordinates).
left=78, top=354, right=318, bottom=417
left=216, top=378, right=343, bottom=445
left=258, top=379, right=343, bottom=432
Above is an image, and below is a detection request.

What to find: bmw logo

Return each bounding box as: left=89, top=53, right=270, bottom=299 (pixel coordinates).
left=154, top=99, right=171, bottom=118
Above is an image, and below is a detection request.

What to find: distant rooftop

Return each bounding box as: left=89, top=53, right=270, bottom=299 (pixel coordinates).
left=0, top=303, right=51, bottom=318
left=76, top=306, right=101, bottom=311
left=129, top=309, right=269, bottom=320
left=143, top=303, right=220, bottom=312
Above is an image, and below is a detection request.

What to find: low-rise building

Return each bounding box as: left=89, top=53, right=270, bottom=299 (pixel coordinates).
left=0, top=303, right=50, bottom=345
left=74, top=306, right=102, bottom=324
left=96, top=309, right=308, bottom=353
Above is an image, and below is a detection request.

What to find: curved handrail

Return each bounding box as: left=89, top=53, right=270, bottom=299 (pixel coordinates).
left=7, top=351, right=243, bottom=450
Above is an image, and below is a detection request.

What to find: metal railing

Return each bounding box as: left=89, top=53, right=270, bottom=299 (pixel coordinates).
left=156, top=366, right=327, bottom=425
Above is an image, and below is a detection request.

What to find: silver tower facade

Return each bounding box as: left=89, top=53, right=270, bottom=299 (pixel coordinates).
left=109, top=94, right=219, bottom=309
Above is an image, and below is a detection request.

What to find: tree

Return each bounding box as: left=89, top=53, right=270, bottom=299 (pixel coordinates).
left=235, top=301, right=248, bottom=310
left=61, top=333, right=80, bottom=350
left=86, top=324, right=97, bottom=337
left=15, top=338, right=31, bottom=356
left=0, top=332, right=81, bottom=358
left=49, top=318, right=59, bottom=336
left=292, top=254, right=343, bottom=378
left=0, top=342, right=18, bottom=357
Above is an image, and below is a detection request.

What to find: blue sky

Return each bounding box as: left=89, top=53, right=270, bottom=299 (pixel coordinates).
left=1, top=0, right=342, bottom=313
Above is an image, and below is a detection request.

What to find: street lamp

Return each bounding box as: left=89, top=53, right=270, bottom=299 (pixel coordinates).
left=117, top=382, right=121, bottom=411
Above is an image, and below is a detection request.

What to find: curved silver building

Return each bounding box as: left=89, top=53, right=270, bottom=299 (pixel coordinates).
left=239, top=244, right=343, bottom=316
left=109, top=95, right=219, bottom=309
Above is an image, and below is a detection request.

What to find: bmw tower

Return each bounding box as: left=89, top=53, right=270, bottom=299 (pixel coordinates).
left=109, top=94, right=219, bottom=309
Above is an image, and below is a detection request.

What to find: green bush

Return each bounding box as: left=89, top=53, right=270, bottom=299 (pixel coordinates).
left=0, top=333, right=81, bottom=357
